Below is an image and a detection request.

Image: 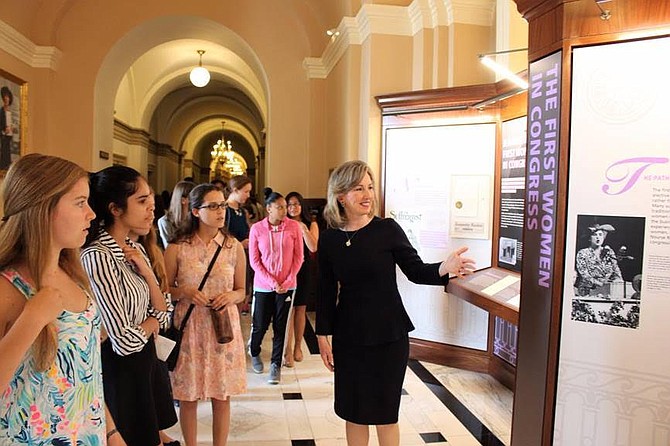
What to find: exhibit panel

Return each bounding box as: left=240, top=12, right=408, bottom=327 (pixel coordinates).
left=384, top=123, right=495, bottom=349
left=553, top=36, right=670, bottom=446
left=377, top=80, right=527, bottom=388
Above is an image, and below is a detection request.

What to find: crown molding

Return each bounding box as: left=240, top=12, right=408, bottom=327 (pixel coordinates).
left=0, top=20, right=62, bottom=70
left=446, top=0, right=496, bottom=27
left=303, top=0, right=495, bottom=79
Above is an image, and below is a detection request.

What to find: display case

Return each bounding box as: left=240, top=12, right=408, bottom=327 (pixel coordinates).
left=377, top=78, right=527, bottom=389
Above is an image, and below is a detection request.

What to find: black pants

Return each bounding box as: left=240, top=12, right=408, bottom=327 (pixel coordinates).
left=249, top=290, right=293, bottom=365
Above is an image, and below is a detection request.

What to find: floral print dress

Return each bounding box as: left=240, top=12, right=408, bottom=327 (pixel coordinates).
left=170, top=234, right=247, bottom=401
left=0, top=269, right=105, bottom=445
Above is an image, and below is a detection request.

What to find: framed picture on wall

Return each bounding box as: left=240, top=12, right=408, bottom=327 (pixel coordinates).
left=0, top=69, right=27, bottom=176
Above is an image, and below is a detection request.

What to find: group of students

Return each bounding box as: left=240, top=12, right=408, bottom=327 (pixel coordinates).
left=0, top=154, right=474, bottom=446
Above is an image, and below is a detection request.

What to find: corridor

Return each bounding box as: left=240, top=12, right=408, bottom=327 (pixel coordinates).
left=163, top=314, right=512, bottom=446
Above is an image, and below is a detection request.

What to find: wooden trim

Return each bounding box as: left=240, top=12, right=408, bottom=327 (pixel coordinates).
left=376, top=78, right=525, bottom=115
left=446, top=274, right=520, bottom=325
left=489, top=354, right=516, bottom=391
left=409, top=338, right=489, bottom=374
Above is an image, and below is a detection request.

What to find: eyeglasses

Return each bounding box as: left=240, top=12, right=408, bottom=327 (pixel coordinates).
left=198, top=202, right=227, bottom=211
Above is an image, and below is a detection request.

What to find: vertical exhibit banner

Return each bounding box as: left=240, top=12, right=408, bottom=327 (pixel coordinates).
left=554, top=36, right=670, bottom=446
left=499, top=116, right=527, bottom=272
left=523, top=52, right=561, bottom=294
left=512, top=51, right=561, bottom=444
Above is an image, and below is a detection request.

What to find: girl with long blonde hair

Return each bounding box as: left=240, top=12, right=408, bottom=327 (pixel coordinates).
left=0, top=154, right=123, bottom=445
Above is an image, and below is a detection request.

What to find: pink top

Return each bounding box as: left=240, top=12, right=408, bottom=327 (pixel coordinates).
left=249, top=217, right=304, bottom=291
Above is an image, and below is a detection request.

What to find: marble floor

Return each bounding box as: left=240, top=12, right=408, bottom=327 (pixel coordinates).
left=163, top=312, right=513, bottom=446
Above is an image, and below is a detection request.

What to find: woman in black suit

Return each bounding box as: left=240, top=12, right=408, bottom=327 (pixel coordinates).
left=316, top=160, right=475, bottom=445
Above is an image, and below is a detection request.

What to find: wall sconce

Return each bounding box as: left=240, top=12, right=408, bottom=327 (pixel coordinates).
left=189, top=50, right=210, bottom=88
left=478, top=48, right=528, bottom=90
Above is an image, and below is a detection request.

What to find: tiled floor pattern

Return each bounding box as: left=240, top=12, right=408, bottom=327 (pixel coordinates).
left=163, top=313, right=512, bottom=445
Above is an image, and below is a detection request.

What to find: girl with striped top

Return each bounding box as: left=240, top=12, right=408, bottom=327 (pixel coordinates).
left=81, top=166, right=176, bottom=446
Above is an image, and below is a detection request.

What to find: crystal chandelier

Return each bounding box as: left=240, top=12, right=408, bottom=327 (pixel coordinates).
left=210, top=121, right=246, bottom=176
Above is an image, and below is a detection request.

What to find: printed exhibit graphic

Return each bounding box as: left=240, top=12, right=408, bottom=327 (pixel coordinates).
left=553, top=36, right=670, bottom=446
left=384, top=122, right=495, bottom=349
left=571, top=214, right=644, bottom=329
left=499, top=116, right=527, bottom=272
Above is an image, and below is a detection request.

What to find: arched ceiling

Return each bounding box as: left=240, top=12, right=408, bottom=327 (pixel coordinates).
left=112, top=36, right=267, bottom=171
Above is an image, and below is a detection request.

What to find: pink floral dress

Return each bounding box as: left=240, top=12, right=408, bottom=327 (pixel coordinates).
left=170, top=233, right=247, bottom=401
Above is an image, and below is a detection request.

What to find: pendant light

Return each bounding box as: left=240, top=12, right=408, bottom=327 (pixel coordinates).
left=189, top=50, right=210, bottom=87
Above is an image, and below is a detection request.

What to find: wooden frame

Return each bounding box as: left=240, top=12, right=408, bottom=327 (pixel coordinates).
left=0, top=69, right=27, bottom=176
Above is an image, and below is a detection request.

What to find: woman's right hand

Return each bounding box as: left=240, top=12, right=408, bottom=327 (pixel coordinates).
left=317, top=335, right=334, bottom=372
left=24, top=286, right=64, bottom=327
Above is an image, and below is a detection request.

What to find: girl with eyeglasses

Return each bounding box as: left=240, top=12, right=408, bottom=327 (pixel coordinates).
left=82, top=166, right=176, bottom=446
left=248, top=192, right=303, bottom=385
left=164, top=183, right=247, bottom=446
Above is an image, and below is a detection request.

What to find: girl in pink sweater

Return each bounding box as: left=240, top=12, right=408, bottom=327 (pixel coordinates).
left=248, top=192, right=303, bottom=384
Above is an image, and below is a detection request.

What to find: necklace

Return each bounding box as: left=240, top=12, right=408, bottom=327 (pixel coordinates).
left=344, top=229, right=360, bottom=247
left=229, top=205, right=243, bottom=216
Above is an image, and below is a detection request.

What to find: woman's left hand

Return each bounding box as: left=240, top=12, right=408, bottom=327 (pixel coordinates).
left=439, top=246, right=476, bottom=278
left=210, top=292, right=234, bottom=311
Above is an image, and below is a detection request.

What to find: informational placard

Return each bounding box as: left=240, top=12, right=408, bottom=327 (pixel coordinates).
left=553, top=37, right=670, bottom=446
left=498, top=116, right=527, bottom=272
left=384, top=123, right=495, bottom=349
left=449, top=175, right=491, bottom=239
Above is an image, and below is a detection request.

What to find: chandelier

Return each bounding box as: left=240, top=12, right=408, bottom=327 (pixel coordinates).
left=210, top=121, right=246, bottom=176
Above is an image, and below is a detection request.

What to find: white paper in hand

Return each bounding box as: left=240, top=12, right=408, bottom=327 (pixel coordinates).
left=155, top=335, right=176, bottom=362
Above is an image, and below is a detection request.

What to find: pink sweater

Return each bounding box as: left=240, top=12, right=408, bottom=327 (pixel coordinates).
left=249, top=217, right=304, bottom=291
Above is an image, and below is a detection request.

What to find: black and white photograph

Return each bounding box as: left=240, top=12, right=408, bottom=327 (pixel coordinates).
left=498, top=236, right=517, bottom=266
left=571, top=214, right=645, bottom=329
left=0, top=69, right=25, bottom=174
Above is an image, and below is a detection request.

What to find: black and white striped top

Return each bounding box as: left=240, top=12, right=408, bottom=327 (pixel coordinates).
left=81, top=229, right=172, bottom=356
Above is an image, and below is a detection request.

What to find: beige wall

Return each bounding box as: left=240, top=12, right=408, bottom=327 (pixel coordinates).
left=0, top=0, right=526, bottom=201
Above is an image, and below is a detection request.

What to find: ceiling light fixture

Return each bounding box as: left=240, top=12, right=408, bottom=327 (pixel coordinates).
left=189, top=50, right=210, bottom=88
left=594, top=0, right=612, bottom=20
left=326, top=28, right=340, bottom=39
left=478, top=48, right=529, bottom=90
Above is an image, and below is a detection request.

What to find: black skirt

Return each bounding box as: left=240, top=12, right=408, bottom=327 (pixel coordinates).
left=332, top=335, right=409, bottom=425
left=102, top=338, right=177, bottom=446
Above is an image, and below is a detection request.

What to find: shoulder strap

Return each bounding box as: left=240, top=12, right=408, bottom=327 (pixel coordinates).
left=179, top=243, right=224, bottom=331
left=0, top=268, right=35, bottom=299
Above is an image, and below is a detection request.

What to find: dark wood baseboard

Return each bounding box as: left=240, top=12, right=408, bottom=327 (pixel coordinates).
left=489, top=355, right=516, bottom=390
left=409, top=338, right=489, bottom=374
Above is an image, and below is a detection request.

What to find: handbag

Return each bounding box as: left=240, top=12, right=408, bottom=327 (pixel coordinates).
left=164, top=244, right=223, bottom=371
left=211, top=307, right=234, bottom=344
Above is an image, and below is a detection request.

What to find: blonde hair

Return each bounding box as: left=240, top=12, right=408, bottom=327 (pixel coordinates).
left=0, top=154, right=90, bottom=371
left=323, top=160, right=376, bottom=229
left=166, top=181, right=196, bottom=232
